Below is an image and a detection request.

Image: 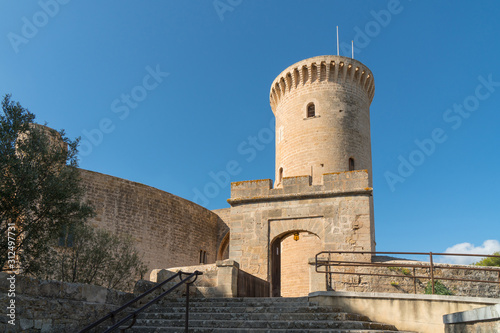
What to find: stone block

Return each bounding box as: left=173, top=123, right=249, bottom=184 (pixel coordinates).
left=283, top=175, right=311, bottom=186
left=216, top=259, right=239, bottom=269
left=39, top=280, right=63, bottom=298
left=81, top=284, right=108, bottom=303
left=157, top=269, right=177, bottom=283
left=231, top=179, right=272, bottom=190
left=20, top=318, right=34, bottom=330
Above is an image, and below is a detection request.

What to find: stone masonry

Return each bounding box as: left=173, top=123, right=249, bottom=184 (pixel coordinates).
left=270, top=55, right=375, bottom=185
left=226, top=171, right=375, bottom=296
left=218, top=55, right=377, bottom=297
left=79, top=169, right=226, bottom=277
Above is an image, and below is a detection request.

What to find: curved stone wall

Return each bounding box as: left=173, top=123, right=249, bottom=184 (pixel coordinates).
left=79, top=169, right=221, bottom=276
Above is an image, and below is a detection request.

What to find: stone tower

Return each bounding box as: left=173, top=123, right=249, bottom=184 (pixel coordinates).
left=225, top=54, right=376, bottom=297
left=270, top=55, right=375, bottom=186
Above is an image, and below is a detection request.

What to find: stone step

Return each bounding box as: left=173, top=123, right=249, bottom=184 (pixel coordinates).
left=128, top=319, right=398, bottom=330
left=111, top=297, right=413, bottom=333
left=138, top=311, right=370, bottom=322
left=148, top=305, right=341, bottom=314
left=126, top=328, right=412, bottom=333
left=156, top=300, right=314, bottom=309
left=159, top=297, right=310, bottom=303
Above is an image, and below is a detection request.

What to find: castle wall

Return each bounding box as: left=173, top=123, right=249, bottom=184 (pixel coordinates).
left=80, top=169, right=221, bottom=276
left=227, top=170, right=375, bottom=295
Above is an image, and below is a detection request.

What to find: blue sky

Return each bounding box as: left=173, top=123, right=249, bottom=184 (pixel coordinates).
left=1, top=1, right=499, bottom=262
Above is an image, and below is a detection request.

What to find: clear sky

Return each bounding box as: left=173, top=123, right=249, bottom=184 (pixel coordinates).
left=1, top=1, right=499, bottom=263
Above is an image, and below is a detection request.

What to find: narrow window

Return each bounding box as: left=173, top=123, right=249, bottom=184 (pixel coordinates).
left=199, top=250, right=203, bottom=264
left=58, top=224, right=74, bottom=247
left=279, top=167, right=283, bottom=183
left=307, top=103, right=315, bottom=118
left=349, top=158, right=355, bottom=171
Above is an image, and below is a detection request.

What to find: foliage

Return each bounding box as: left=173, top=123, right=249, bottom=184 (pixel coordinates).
left=474, top=252, right=500, bottom=267
left=0, top=95, right=147, bottom=291
left=388, top=266, right=412, bottom=276
left=35, top=223, right=147, bottom=291
left=0, top=94, right=94, bottom=274
left=424, top=280, right=453, bottom=295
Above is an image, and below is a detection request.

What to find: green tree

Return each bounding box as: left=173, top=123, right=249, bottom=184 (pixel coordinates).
left=0, top=94, right=93, bottom=274
left=38, top=223, right=147, bottom=292
left=474, top=252, right=500, bottom=267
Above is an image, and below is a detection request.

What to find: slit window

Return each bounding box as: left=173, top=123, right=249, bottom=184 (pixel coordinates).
left=199, top=250, right=207, bottom=264
left=307, top=103, right=315, bottom=118
left=279, top=167, right=283, bottom=183
left=349, top=158, right=355, bottom=171
left=58, top=224, right=75, bottom=247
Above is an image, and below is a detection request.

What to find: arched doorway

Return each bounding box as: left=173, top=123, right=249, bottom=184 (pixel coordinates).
left=270, top=236, right=282, bottom=297
left=217, top=232, right=230, bottom=261
left=270, top=230, right=321, bottom=297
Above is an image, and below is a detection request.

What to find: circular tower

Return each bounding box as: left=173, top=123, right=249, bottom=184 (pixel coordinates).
left=270, top=55, right=375, bottom=186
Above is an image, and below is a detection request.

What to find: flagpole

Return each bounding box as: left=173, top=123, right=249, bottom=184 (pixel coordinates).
left=336, top=26, right=339, bottom=56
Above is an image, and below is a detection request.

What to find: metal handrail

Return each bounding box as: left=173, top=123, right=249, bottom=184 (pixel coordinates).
left=315, top=251, right=500, bottom=294
left=79, top=270, right=203, bottom=333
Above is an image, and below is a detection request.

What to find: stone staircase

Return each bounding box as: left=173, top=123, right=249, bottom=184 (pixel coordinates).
left=119, top=297, right=414, bottom=332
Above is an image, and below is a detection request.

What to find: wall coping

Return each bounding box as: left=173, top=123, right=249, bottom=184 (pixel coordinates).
left=0, top=272, right=132, bottom=305
left=80, top=168, right=215, bottom=212
left=309, top=291, right=500, bottom=305
left=228, top=189, right=372, bottom=205
left=443, top=303, right=500, bottom=324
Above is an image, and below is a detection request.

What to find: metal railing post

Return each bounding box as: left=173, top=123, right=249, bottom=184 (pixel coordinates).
left=327, top=252, right=332, bottom=291
left=413, top=267, right=416, bottom=294
left=429, top=252, right=435, bottom=294
left=79, top=270, right=202, bottom=333
left=185, top=282, right=190, bottom=333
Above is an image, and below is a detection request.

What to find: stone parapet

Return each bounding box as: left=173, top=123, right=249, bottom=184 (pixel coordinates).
left=0, top=272, right=134, bottom=332
left=150, top=260, right=269, bottom=298
left=310, top=291, right=500, bottom=333
left=308, top=257, right=500, bottom=298
left=229, top=170, right=371, bottom=205
left=444, top=304, right=500, bottom=332
left=270, top=55, right=375, bottom=113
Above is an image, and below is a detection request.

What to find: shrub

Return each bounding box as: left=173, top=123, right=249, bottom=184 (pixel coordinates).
left=424, top=280, right=453, bottom=295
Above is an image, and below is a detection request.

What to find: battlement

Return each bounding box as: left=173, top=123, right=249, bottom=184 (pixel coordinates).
left=270, top=55, right=375, bottom=113
left=228, top=170, right=372, bottom=205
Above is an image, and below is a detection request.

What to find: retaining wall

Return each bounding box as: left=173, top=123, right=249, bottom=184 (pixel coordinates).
left=309, top=256, right=500, bottom=298
left=0, top=272, right=133, bottom=332
left=310, top=291, right=500, bottom=333
left=444, top=304, right=500, bottom=332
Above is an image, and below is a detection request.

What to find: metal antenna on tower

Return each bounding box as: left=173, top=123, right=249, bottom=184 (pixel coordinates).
left=336, top=26, right=339, bottom=56
left=352, top=40, right=354, bottom=59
